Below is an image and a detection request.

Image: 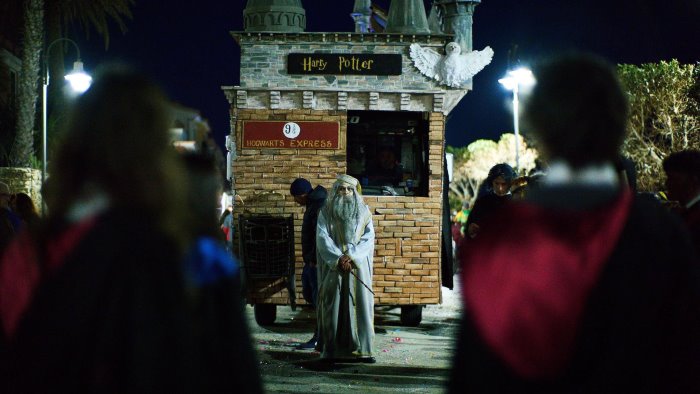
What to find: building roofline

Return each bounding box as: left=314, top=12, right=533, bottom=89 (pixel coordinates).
left=230, top=31, right=454, bottom=46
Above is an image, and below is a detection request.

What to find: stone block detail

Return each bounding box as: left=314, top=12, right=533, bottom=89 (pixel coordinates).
left=400, top=93, right=411, bottom=111
left=368, top=92, right=379, bottom=110
left=269, top=91, right=281, bottom=109
left=433, top=93, right=445, bottom=112
left=337, top=91, right=348, bottom=110
left=302, top=91, right=314, bottom=109
left=236, top=90, right=248, bottom=109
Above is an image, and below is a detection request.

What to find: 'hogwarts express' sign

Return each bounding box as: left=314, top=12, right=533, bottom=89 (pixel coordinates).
left=288, top=53, right=402, bottom=75
left=242, top=121, right=340, bottom=149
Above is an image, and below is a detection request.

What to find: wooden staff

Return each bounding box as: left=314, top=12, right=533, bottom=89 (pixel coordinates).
left=350, top=269, right=375, bottom=295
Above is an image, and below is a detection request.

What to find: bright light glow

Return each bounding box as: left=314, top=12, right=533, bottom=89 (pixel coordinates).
left=498, top=67, right=535, bottom=91
left=64, top=61, right=92, bottom=93
left=498, top=67, right=534, bottom=173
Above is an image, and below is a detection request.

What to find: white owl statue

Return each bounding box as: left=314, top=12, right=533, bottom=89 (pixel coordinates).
left=409, top=42, right=494, bottom=88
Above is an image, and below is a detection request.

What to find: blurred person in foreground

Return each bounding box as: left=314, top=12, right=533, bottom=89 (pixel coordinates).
left=449, top=53, right=700, bottom=392
left=316, top=175, right=375, bottom=363
left=179, top=151, right=261, bottom=392
left=0, top=68, right=261, bottom=393
left=663, top=150, right=700, bottom=256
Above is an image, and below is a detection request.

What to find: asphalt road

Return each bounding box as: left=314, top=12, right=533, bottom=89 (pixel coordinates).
left=246, top=275, right=463, bottom=393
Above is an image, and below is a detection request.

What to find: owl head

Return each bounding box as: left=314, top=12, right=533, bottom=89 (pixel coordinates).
left=445, top=42, right=461, bottom=55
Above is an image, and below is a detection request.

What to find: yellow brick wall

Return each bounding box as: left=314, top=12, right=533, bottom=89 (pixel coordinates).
left=233, top=109, right=444, bottom=306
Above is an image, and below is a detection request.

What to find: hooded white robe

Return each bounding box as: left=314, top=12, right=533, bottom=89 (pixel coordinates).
left=316, top=203, right=375, bottom=359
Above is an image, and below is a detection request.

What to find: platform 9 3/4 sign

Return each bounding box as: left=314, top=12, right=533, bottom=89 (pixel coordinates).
left=282, top=122, right=300, bottom=138
left=242, top=121, right=340, bottom=149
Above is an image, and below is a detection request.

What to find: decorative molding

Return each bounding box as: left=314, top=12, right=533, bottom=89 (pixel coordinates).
left=433, top=93, right=444, bottom=112
left=302, top=91, right=314, bottom=109
left=236, top=90, right=248, bottom=109
left=400, top=93, right=411, bottom=111
left=270, top=91, right=281, bottom=109
left=231, top=31, right=453, bottom=46
left=221, top=86, right=468, bottom=114
left=337, top=91, right=348, bottom=110
left=223, top=89, right=236, bottom=105
left=368, top=91, right=379, bottom=110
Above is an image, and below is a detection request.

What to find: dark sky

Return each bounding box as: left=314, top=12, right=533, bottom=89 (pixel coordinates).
left=76, top=0, right=699, bottom=151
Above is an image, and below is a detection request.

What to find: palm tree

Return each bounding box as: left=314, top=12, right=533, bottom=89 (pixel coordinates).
left=11, top=0, right=43, bottom=167
left=9, top=0, right=134, bottom=167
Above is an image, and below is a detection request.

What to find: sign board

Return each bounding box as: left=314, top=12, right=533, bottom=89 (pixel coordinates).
left=242, top=121, right=340, bottom=149
left=288, top=53, right=402, bottom=75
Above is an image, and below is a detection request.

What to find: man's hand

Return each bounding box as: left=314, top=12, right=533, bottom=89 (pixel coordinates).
left=338, top=255, right=353, bottom=272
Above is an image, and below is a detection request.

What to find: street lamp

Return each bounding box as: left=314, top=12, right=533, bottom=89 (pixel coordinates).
left=498, top=67, right=535, bottom=173
left=42, top=38, right=92, bottom=202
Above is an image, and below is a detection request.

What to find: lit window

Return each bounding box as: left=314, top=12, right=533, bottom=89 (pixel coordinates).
left=346, top=110, right=429, bottom=196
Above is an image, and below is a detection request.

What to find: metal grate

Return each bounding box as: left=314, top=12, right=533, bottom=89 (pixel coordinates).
left=238, top=215, right=294, bottom=279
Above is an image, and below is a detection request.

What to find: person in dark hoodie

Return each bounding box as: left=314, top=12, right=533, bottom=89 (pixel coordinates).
left=663, top=150, right=700, bottom=257
left=449, top=53, right=700, bottom=393
left=290, top=177, right=327, bottom=350
left=464, top=163, right=516, bottom=239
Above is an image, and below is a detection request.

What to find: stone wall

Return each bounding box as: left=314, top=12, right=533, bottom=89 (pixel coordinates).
left=234, top=32, right=451, bottom=92
left=233, top=109, right=444, bottom=306
left=0, top=167, right=42, bottom=210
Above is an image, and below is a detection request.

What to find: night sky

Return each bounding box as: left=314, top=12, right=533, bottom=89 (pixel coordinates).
left=75, top=0, right=699, bottom=151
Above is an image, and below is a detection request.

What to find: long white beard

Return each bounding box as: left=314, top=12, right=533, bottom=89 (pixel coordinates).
left=331, top=194, right=359, bottom=244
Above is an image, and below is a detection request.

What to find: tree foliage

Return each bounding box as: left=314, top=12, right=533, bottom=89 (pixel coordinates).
left=449, top=133, right=538, bottom=209
left=618, top=60, right=700, bottom=191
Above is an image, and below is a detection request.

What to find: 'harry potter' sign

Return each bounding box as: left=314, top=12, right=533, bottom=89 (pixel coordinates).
left=288, top=53, right=402, bottom=75
left=242, top=121, right=340, bottom=150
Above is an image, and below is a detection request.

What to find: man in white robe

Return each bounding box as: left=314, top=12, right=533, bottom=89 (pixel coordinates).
left=316, top=174, right=375, bottom=363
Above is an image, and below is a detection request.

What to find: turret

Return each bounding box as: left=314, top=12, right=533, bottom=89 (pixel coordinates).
left=432, top=0, right=481, bottom=52
left=243, top=0, right=306, bottom=32
left=351, top=0, right=372, bottom=33
left=385, top=0, right=430, bottom=34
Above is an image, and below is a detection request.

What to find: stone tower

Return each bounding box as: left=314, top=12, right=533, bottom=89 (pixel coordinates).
left=385, top=0, right=430, bottom=34
left=432, top=0, right=481, bottom=52
left=243, top=0, right=306, bottom=32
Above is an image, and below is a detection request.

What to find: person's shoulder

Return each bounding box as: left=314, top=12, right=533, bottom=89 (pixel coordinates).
left=310, top=185, right=328, bottom=201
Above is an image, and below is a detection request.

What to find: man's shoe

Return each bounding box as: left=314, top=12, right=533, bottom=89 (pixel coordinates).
left=359, top=356, right=376, bottom=364
left=296, top=337, right=318, bottom=350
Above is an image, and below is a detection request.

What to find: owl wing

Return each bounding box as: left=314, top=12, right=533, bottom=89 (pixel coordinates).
left=453, top=46, right=495, bottom=83
left=409, top=43, right=442, bottom=79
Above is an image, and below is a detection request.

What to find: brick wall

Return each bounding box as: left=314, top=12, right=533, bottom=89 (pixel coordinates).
left=233, top=109, right=444, bottom=306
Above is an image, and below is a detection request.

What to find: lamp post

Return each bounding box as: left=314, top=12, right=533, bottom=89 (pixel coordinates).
left=498, top=67, right=534, bottom=173
left=42, top=38, right=92, bottom=206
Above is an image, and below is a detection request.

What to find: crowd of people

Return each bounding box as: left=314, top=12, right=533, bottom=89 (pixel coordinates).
left=1, top=51, right=699, bottom=392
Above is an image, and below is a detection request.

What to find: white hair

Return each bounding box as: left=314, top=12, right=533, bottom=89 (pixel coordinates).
left=323, top=181, right=365, bottom=244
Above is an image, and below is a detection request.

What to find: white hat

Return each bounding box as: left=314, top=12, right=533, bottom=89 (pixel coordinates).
left=335, top=174, right=359, bottom=187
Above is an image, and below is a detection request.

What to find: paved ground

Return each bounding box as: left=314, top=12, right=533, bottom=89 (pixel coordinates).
left=246, top=275, right=463, bottom=393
